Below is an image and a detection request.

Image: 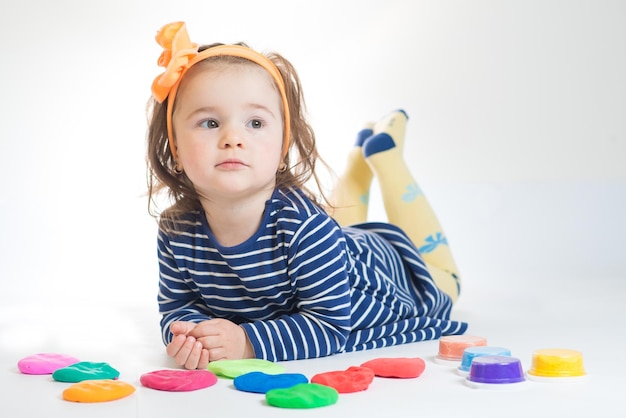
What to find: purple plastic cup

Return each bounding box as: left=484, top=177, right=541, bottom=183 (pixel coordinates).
left=467, top=355, right=525, bottom=385
left=458, top=346, right=512, bottom=375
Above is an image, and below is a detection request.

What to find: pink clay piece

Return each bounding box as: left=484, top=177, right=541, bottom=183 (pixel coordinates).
left=17, top=353, right=80, bottom=375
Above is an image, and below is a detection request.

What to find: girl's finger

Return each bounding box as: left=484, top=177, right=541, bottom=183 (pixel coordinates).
left=184, top=341, right=204, bottom=370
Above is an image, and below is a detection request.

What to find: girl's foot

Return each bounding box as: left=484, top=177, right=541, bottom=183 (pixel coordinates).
left=363, top=109, right=408, bottom=157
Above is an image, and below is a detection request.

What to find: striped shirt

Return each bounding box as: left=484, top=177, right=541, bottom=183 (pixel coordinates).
left=157, top=187, right=467, bottom=361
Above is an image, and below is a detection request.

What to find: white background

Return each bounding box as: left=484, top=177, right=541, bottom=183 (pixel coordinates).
left=0, top=0, right=624, bottom=354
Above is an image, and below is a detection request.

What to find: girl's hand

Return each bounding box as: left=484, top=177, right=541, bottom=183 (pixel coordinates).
left=166, top=322, right=210, bottom=370
left=166, top=320, right=254, bottom=369
left=187, top=319, right=254, bottom=362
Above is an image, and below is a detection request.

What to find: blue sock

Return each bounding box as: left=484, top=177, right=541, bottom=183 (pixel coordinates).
left=362, top=133, right=396, bottom=158
left=395, top=109, right=409, bottom=120
left=355, top=128, right=374, bottom=147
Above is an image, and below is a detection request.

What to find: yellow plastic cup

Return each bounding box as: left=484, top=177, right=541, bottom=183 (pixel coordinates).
left=528, top=348, right=586, bottom=379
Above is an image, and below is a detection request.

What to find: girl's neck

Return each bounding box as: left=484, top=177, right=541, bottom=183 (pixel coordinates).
left=201, top=188, right=274, bottom=247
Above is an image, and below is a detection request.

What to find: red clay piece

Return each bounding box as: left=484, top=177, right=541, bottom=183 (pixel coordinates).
left=311, top=366, right=375, bottom=393
left=360, top=357, right=426, bottom=378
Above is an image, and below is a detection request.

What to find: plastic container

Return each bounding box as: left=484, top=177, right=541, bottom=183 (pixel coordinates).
left=527, top=348, right=586, bottom=381
left=457, top=346, right=512, bottom=375
left=435, top=335, right=487, bottom=366
left=465, top=355, right=526, bottom=389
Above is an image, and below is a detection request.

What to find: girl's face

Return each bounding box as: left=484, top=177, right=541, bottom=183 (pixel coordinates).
left=172, top=61, right=284, bottom=203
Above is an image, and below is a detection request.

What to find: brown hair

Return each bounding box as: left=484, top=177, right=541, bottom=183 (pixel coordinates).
left=145, top=43, right=332, bottom=231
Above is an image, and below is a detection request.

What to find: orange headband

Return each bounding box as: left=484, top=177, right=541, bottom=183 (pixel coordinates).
left=151, top=22, right=291, bottom=161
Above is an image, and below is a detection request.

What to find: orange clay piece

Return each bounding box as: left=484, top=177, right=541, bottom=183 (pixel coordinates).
left=62, top=379, right=135, bottom=403
left=437, top=335, right=487, bottom=360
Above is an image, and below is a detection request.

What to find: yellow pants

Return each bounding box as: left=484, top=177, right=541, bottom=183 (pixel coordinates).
left=330, top=110, right=461, bottom=303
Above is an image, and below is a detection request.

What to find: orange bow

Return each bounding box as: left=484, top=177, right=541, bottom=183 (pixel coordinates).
left=150, top=22, right=291, bottom=161
left=151, top=22, right=198, bottom=103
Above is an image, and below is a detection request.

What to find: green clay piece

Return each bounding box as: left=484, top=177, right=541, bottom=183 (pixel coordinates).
left=207, top=359, right=285, bottom=379
left=52, top=361, right=120, bottom=383
left=266, top=383, right=339, bottom=409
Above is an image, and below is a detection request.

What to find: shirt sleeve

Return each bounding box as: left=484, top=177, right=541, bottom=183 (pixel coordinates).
left=240, top=215, right=353, bottom=361
left=156, top=230, right=214, bottom=345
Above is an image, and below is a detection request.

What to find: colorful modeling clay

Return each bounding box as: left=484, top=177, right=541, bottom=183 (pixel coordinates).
left=17, top=353, right=80, bottom=375
left=234, top=371, right=308, bottom=393
left=360, top=357, right=426, bottom=378
left=266, top=383, right=339, bottom=409
left=140, top=369, right=218, bottom=391
left=311, top=366, right=374, bottom=393
left=207, top=359, right=285, bottom=378
left=52, top=361, right=120, bottom=383
left=437, top=335, right=487, bottom=361
left=62, top=379, right=135, bottom=402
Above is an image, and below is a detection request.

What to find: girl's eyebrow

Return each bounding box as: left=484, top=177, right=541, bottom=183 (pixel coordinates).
left=186, top=103, right=277, bottom=120
left=245, top=103, right=278, bottom=119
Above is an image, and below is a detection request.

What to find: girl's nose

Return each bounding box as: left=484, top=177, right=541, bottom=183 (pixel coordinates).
left=219, top=125, right=245, bottom=150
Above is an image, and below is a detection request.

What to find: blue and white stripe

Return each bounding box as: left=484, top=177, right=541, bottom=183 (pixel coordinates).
left=157, top=187, right=466, bottom=361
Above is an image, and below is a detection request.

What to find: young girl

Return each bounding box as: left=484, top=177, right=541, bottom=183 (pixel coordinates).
left=147, top=22, right=467, bottom=370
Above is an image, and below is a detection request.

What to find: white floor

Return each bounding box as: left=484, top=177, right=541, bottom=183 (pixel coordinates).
left=2, top=181, right=624, bottom=417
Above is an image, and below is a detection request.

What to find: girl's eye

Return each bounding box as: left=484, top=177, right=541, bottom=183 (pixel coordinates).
left=200, top=119, right=219, bottom=129
left=248, top=119, right=263, bottom=129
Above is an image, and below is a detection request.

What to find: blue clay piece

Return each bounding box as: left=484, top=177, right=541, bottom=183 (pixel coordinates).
left=234, top=371, right=308, bottom=394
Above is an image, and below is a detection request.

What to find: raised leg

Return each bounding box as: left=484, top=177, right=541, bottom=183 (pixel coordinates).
left=363, top=110, right=461, bottom=302
left=330, top=124, right=375, bottom=226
